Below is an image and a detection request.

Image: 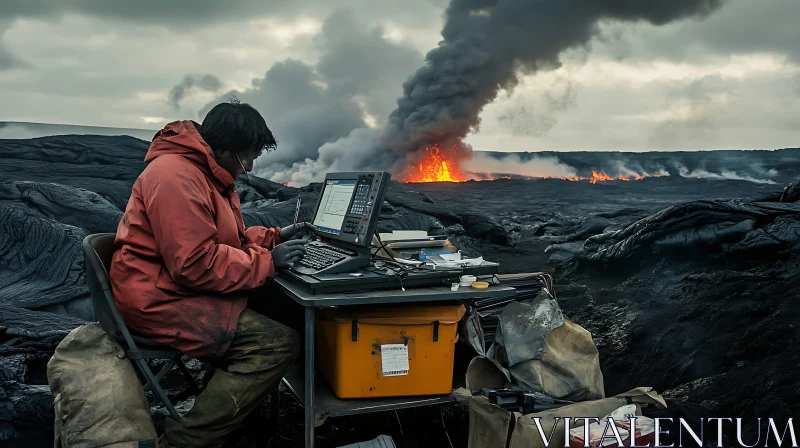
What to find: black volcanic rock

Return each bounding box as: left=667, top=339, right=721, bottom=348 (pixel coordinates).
left=547, top=196, right=800, bottom=270
left=385, top=185, right=511, bottom=244
left=241, top=192, right=319, bottom=228
left=0, top=304, right=87, bottom=340
left=0, top=181, right=122, bottom=318
left=0, top=305, right=87, bottom=440
left=0, top=135, right=148, bottom=210
left=377, top=206, right=443, bottom=235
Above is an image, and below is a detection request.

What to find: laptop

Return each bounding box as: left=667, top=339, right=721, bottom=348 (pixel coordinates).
left=278, top=171, right=499, bottom=294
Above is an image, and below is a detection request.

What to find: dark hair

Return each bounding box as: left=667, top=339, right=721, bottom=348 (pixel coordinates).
left=199, top=98, right=277, bottom=155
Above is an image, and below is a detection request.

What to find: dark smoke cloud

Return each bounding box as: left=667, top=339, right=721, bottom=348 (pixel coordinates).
left=377, top=0, right=729, bottom=173
left=168, top=74, right=223, bottom=109
left=275, top=0, right=729, bottom=185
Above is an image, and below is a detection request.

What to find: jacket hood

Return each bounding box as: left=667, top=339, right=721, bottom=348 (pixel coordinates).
left=144, top=120, right=235, bottom=192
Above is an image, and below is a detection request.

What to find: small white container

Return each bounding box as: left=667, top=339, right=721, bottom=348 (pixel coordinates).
left=459, top=275, right=477, bottom=287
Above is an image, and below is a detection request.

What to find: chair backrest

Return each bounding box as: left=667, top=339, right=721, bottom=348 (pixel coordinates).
left=82, top=233, right=125, bottom=338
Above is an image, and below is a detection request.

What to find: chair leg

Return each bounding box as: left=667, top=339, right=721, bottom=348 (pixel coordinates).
left=134, top=358, right=181, bottom=423
left=143, top=359, right=177, bottom=393
left=175, top=355, right=202, bottom=395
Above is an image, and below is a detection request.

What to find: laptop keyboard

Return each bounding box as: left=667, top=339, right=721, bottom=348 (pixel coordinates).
left=298, top=243, right=356, bottom=271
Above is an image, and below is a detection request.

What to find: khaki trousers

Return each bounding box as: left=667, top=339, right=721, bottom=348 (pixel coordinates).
left=163, top=309, right=300, bottom=447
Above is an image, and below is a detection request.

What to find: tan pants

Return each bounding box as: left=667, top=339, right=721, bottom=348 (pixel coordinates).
left=163, top=309, right=300, bottom=447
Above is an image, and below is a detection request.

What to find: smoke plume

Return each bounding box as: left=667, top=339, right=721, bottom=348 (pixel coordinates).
left=381, top=0, right=728, bottom=170
left=286, top=0, right=728, bottom=182
left=168, top=74, right=223, bottom=109
left=0, top=124, right=43, bottom=139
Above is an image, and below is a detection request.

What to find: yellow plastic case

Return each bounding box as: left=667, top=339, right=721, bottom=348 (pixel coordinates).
left=316, top=303, right=466, bottom=398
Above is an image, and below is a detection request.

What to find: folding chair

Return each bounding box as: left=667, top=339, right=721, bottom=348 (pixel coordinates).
left=82, top=233, right=201, bottom=423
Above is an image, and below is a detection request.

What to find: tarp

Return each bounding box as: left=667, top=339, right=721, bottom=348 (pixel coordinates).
left=486, top=290, right=604, bottom=402
left=47, top=323, right=157, bottom=447
left=455, top=386, right=667, bottom=448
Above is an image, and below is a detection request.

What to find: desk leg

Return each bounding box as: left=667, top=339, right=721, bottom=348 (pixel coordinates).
left=304, top=306, right=315, bottom=448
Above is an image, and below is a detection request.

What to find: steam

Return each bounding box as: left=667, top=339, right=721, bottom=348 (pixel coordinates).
left=169, top=74, right=223, bottom=109
left=459, top=154, right=674, bottom=180
left=613, top=160, right=670, bottom=178
left=463, top=153, right=578, bottom=179
left=269, top=128, right=384, bottom=187
left=675, top=164, right=777, bottom=184
left=282, top=0, right=728, bottom=182
left=0, top=124, right=45, bottom=139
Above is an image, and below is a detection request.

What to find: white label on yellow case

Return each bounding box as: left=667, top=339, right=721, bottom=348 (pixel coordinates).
left=380, top=344, right=409, bottom=376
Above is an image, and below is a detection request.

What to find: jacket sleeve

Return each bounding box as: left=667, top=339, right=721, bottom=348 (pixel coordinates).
left=142, top=166, right=275, bottom=293
left=244, top=226, right=282, bottom=250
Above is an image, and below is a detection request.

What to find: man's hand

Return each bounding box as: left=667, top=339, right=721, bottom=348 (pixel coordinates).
left=271, top=240, right=308, bottom=269
left=280, top=222, right=316, bottom=241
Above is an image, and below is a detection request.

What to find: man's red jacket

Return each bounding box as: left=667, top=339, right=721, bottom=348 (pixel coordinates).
left=109, top=120, right=281, bottom=359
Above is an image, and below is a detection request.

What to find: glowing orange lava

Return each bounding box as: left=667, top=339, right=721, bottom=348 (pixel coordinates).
left=399, top=147, right=663, bottom=184
left=400, top=145, right=467, bottom=183
left=589, top=171, right=614, bottom=184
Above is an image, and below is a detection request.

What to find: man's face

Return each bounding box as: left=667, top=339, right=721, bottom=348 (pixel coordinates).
left=215, top=148, right=263, bottom=180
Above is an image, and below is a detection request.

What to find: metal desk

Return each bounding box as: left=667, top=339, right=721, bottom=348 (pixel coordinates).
left=272, top=275, right=517, bottom=447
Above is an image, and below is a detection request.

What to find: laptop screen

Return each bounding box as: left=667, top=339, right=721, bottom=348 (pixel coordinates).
left=313, top=179, right=357, bottom=235
left=310, top=172, right=391, bottom=248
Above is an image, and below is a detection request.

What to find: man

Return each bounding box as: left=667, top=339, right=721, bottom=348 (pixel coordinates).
left=109, top=101, right=310, bottom=447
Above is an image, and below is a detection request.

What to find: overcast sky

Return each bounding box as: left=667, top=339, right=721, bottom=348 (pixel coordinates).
left=0, top=0, right=799, bottom=154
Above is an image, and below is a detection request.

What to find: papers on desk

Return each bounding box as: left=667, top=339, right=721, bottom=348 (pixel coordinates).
left=387, top=257, right=423, bottom=266
left=376, top=230, right=431, bottom=242
left=373, top=230, right=448, bottom=250
left=426, top=251, right=485, bottom=268
left=438, top=253, right=463, bottom=262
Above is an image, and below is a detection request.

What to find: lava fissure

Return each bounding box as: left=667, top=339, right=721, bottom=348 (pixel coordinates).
left=399, top=146, right=666, bottom=184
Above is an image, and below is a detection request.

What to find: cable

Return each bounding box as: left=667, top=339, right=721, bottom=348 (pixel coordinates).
left=372, top=232, right=400, bottom=263
left=394, top=410, right=404, bottom=435
left=439, top=405, right=454, bottom=448
left=369, top=233, right=472, bottom=292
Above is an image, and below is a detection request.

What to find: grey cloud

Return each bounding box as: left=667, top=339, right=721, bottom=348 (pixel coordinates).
left=649, top=71, right=800, bottom=149
left=651, top=76, right=732, bottom=148
left=200, top=8, right=423, bottom=177
left=168, top=74, right=223, bottom=109
left=0, top=1, right=295, bottom=26
left=496, top=76, right=578, bottom=137
left=0, top=45, right=18, bottom=70
left=0, top=20, right=23, bottom=70
left=0, top=0, right=445, bottom=30
left=314, top=10, right=424, bottom=121
left=593, top=0, right=800, bottom=64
